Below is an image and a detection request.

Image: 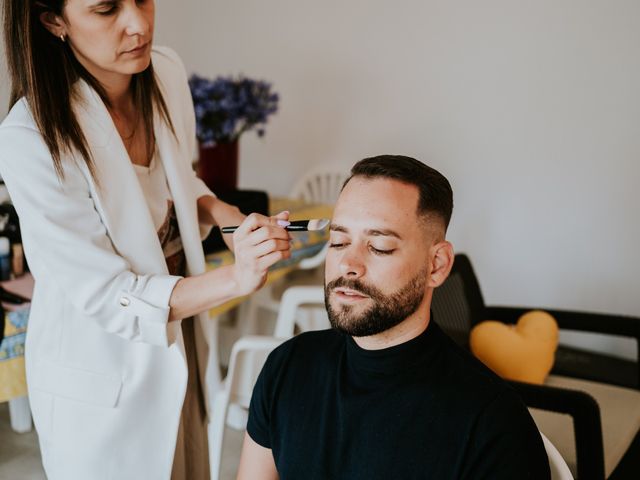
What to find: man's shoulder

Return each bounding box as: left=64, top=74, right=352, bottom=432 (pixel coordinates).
left=272, top=328, right=343, bottom=359
left=262, top=329, right=344, bottom=374
left=433, top=325, right=519, bottom=406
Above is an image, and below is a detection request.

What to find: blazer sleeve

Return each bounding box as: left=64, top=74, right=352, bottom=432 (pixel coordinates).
left=0, top=123, right=181, bottom=348
left=153, top=45, right=216, bottom=241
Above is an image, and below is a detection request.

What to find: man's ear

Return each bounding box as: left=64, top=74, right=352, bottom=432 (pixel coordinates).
left=427, top=241, right=454, bottom=288
left=39, top=11, right=66, bottom=38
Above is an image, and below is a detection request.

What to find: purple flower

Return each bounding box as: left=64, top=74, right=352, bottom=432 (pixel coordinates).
left=188, top=74, right=279, bottom=146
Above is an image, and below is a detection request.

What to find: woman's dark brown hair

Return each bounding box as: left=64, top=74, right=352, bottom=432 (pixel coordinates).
left=2, top=0, right=174, bottom=181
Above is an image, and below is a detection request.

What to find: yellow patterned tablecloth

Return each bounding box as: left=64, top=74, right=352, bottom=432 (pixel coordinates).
left=0, top=275, right=33, bottom=403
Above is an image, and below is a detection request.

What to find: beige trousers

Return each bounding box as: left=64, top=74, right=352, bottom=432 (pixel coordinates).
left=171, top=317, right=210, bottom=480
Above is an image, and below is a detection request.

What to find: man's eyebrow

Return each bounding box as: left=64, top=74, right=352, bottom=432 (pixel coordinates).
left=365, top=228, right=402, bottom=239
left=91, top=0, right=118, bottom=8
left=329, top=223, right=402, bottom=240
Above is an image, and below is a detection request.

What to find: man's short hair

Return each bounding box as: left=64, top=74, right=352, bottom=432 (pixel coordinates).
left=344, top=155, right=454, bottom=232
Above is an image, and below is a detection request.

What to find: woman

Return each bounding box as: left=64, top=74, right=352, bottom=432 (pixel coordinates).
left=0, top=1, right=290, bottom=479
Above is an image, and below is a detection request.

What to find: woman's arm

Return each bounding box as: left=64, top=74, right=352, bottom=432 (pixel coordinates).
left=197, top=194, right=246, bottom=251
left=169, top=211, right=291, bottom=321
left=0, top=125, right=290, bottom=344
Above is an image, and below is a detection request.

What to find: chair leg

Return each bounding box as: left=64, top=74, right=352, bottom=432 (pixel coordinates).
left=238, top=285, right=284, bottom=336
left=226, top=404, right=249, bottom=430
left=8, top=395, right=32, bottom=433
left=237, top=287, right=271, bottom=336
left=209, top=392, right=230, bottom=480
left=608, top=429, right=640, bottom=480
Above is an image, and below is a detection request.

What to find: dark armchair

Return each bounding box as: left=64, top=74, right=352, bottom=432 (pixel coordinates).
left=432, top=254, right=640, bottom=480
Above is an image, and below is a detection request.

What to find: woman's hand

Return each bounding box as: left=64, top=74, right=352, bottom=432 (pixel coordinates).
left=231, top=211, right=291, bottom=296
left=168, top=210, right=291, bottom=321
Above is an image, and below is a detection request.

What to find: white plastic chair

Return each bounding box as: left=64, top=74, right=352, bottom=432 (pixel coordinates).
left=210, top=288, right=328, bottom=479
left=289, top=163, right=350, bottom=206
left=540, top=431, right=574, bottom=480
left=288, top=163, right=349, bottom=271
left=274, top=286, right=328, bottom=338
left=238, top=165, right=348, bottom=336
left=8, top=395, right=32, bottom=433
left=208, top=335, right=285, bottom=480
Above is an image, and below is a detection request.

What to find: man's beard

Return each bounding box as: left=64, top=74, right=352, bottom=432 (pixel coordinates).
left=324, top=268, right=427, bottom=337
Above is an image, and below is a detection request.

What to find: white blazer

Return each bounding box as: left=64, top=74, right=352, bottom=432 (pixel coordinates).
left=0, top=47, right=214, bottom=479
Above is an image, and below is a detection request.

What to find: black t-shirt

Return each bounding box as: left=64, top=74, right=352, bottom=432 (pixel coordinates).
left=248, top=320, right=550, bottom=480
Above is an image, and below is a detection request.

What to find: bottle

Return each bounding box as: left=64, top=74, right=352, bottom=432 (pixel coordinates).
left=12, top=242, right=24, bottom=277
left=0, top=180, right=10, bottom=204
left=0, top=237, right=11, bottom=281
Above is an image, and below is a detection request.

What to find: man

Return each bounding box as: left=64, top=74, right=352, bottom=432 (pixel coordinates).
left=237, top=155, right=550, bottom=479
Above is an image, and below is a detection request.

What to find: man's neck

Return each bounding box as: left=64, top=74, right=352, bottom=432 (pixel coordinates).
left=352, top=304, right=431, bottom=351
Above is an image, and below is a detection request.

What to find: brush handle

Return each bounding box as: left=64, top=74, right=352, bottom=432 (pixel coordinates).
left=221, top=219, right=310, bottom=234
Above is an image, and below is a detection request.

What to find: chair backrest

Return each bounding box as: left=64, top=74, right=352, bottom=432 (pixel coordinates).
left=296, top=241, right=329, bottom=270
left=540, top=431, right=574, bottom=480
left=274, top=286, right=328, bottom=338
left=210, top=335, right=284, bottom=480
left=290, top=164, right=350, bottom=205
left=431, top=254, right=487, bottom=347
left=225, top=336, right=286, bottom=408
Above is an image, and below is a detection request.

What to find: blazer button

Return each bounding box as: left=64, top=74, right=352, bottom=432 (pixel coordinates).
left=119, top=296, right=131, bottom=307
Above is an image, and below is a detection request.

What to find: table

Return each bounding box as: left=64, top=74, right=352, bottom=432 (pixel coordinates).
left=0, top=275, right=33, bottom=403
left=0, top=198, right=331, bottom=427
left=0, top=274, right=34, bottom=432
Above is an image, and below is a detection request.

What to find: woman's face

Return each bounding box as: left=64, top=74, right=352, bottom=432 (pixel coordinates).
left=60, top=0, right=155, bottom=82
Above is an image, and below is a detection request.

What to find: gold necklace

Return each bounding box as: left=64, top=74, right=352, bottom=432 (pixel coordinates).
left=108, top=106, right=139, bottom=147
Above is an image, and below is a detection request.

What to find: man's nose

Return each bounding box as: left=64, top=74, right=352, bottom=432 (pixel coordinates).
left=338, top=247, right=366, bottom=279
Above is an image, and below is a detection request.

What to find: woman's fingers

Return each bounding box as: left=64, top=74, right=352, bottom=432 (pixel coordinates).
left=250, top=238, right=291, bottom=258
left=256, top=249, right=291, bottom=272
left=273, top=210, right=290, bottom=223
left=232, top=212, right=270, bottom=239
left=230, top=210, right=293, bottom=296
left=234, top=211, right=289, bottom=235
left=245, top=225, right=291, bottom=246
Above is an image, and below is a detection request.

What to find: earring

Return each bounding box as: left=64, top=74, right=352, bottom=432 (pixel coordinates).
left=59, top=34, right=66, bottom=42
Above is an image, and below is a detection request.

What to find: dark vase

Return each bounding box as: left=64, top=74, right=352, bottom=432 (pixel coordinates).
left=197, top=140, right=239, bottom=194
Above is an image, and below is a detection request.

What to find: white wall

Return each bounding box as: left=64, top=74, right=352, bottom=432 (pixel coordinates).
left=154, top=0, right=640, bottom=358
left=1, top=2, right=638, bottom=358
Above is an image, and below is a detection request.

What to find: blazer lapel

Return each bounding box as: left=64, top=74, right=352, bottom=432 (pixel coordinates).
left=73, top=81, right=168, bottom=276
left=154, top=111, right=207, bottom=277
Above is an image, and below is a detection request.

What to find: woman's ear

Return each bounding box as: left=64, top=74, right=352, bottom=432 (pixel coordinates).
left=39, top=11, right=66, bottom=38
left=427, top=241, right=454, bottom=288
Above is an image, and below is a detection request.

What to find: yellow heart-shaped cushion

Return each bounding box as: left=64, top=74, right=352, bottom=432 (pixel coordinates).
left=470, top=310, right=559, bottom=384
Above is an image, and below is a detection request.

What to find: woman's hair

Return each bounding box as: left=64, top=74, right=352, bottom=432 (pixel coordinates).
left=2, top=0, right=174, bottom=181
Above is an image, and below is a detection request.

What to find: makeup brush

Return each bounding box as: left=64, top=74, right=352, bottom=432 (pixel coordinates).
left=221, top=218, right=330, bottom=234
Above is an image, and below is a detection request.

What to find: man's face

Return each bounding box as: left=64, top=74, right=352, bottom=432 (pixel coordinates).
left=324, top=177, right=433, bottom=337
